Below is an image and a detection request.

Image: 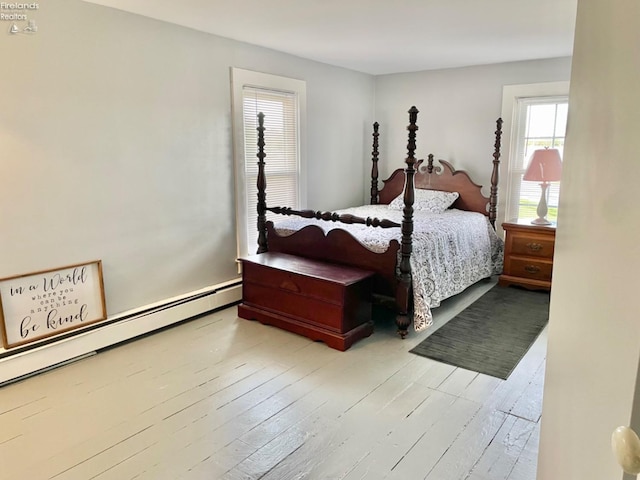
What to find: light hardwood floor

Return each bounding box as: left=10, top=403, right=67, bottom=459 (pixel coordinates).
left=0, top=279, right=545, bottom=480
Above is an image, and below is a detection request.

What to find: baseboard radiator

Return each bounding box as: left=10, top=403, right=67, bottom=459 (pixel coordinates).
left=0, top=279, right=242, bottom=386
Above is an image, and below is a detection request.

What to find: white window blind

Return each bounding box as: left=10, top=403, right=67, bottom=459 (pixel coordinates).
left=506, top=97, right=568, bottom=222
left=241, top=87, right=300, bottom=255
left=231, top=68, right=306, bottom=261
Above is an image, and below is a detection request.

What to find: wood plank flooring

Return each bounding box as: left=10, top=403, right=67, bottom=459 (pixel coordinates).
left=0, top=279, right=546, bottom=480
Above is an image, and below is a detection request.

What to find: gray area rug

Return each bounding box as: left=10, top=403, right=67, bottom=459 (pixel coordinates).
left=410, top=285, right=550, bottom=380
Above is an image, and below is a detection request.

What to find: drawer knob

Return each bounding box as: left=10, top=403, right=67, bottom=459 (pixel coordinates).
left=524, top=265, right=541, bottom=274
left=527, top=242, right=543, bottom=252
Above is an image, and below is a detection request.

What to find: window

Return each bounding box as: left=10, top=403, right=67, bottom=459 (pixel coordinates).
left=509, top=98, right=568, bottom=222
left=500, top=82, right=570, bottom=228
left=231, top=69, right=306, bottom=259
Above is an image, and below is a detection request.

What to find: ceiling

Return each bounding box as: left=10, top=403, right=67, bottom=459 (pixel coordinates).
left=82, top=0, right=578, bottom=75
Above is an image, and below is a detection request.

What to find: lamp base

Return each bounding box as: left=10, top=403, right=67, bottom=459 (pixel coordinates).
left=531, top=182, right=552, bottom=226
left=531, top=217, right=552, bottom=225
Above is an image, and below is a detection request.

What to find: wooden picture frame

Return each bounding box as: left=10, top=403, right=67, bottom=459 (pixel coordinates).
left=0, top=260, right=107, bottom=349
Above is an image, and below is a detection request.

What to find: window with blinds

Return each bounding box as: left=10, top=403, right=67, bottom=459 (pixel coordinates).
left=242, top=87, right=300, bottom=255
left=231, top=68, right=306, bottom=261
left=506, top=97, right=568, bottom=222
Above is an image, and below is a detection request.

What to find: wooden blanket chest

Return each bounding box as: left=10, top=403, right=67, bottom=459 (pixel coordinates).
left=238, top=252, right=374, bottom=351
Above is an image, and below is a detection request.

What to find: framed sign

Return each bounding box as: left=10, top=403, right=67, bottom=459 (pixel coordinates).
left=0, top=260, right=107, bottom=349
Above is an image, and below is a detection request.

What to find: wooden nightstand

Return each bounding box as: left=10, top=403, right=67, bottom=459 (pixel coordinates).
left=499, top=219, right=556, bottom=291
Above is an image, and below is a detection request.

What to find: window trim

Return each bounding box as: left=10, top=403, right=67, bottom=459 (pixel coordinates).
left=498, top=81, right=570, bottom=236
left=230, top=68, right=307, bottom=262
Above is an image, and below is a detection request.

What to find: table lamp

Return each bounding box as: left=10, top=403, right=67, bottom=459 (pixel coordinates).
left=523, top=148, right=563, bottom=225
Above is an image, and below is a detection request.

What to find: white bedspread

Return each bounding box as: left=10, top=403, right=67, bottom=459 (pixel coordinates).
left=272, top=205, right=504, bottom=331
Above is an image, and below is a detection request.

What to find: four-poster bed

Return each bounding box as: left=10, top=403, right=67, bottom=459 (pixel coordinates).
left=245, top=107, right=504, bottom=339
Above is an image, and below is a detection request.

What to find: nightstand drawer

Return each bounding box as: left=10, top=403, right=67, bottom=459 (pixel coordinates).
left=507, top=258, right=553, bottom=282
left=499, top=220, right=556, bottom=291
left=509, top=235, right=555, bottom=259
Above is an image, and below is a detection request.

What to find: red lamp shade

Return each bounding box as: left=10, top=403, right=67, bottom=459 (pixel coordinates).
left=523, top=148, right=563, bottom=183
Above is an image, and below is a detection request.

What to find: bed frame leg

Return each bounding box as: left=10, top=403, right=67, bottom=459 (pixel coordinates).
left=396, top=314, right=411, bottom=339
left=395, top=106, right=419, bottom=340
left=395, top=281, right=411, bottom=339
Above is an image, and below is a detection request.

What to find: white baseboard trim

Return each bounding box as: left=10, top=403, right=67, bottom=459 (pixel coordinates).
left=0, top=280, right=242, bottom=386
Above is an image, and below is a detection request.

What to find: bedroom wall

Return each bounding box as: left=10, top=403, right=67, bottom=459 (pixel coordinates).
left=0, top=0, right=374, bottom=353
left=373, top=58, right=572, bottom=207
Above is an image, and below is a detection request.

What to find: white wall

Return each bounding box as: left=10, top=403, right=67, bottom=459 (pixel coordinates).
left=537, top=0, right=640, bottom=478
left=374, top=58, right=571, bottom=200
left=0, top=0, right=374, bottom=354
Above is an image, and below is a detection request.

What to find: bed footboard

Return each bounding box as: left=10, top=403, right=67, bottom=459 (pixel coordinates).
left=265, top=221, right=400, bottom=298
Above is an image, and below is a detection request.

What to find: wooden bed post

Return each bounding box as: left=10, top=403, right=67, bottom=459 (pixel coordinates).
left=426, top=154, right=435, bottom=174
left=256, top=112, right=268, bottom=254
left=396, top=106, right=419, bottom=339
left=489, top=118, right=503, bottom=229
left=370, top=122, right=380, bottom=204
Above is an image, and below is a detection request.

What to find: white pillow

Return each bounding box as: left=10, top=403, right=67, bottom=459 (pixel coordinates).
left=389, top=189, right=459, bottom=214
